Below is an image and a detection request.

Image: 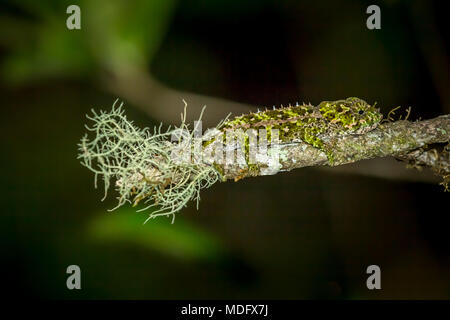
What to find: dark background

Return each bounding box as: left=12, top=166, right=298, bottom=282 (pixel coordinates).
left=1, top=0, right=449, bottom=299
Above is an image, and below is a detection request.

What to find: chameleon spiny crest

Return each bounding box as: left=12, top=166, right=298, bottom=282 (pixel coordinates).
left=221, top=97, right=383, bottom=163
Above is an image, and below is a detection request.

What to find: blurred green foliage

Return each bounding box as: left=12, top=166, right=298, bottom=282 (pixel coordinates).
left=1, top=0, right=176, bottom=82
left=88, top=209, right=225, bottom=262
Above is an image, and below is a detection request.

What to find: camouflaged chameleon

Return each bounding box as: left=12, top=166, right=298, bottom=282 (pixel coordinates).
left=219, top=97, right=383, bottom=163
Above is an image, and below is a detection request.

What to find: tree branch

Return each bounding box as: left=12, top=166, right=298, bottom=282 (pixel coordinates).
left=79, top=106, right=449, bottom=220
left=221, top=115, right=450, bottom=182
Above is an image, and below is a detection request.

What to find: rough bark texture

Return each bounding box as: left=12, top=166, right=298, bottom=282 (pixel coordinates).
left=221, top=115, right=450, bottom=181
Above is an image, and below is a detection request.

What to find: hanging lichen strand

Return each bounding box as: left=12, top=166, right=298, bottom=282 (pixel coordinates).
left=78, top=100, right=222, bottom=222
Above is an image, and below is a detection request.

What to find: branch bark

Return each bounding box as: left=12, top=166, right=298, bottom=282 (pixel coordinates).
left=220, top=115, right=450, bottom=181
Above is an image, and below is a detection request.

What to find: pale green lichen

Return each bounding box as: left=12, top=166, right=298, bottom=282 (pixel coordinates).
left=78, top=100, right=222, bottom=222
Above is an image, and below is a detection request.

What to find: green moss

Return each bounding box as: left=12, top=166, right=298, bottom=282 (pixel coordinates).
left=202, top=138, right=216, bottom=148
left=247, top=163, right=260, bottom=175
left=212, top=163, right=226, bottom=181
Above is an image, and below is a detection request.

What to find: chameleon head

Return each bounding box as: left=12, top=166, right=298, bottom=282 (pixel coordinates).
left=318, top=97, right=383, bottom=134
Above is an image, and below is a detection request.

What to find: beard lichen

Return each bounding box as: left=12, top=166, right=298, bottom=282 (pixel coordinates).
left=78, top=100, right=222, bottom=223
